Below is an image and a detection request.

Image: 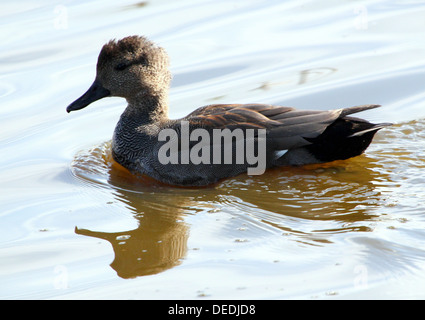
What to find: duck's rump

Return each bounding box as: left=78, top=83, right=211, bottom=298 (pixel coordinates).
left=251, top=103, right=390, bottom=165
left=278, top=116, right=390, bottom=166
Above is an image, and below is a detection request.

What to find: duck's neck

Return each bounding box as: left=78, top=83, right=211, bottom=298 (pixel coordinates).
left=112, top=90, right=169, bottom=166
left=124, top=90, right=169, bottom=125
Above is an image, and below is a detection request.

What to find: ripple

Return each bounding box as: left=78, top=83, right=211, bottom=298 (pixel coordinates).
left=0, top=81, right=16, bottom=99
left=71, top=140, right=167, bottom=193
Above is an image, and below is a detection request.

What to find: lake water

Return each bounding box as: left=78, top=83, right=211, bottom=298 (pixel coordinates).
left=2, top=0, right=425, bottom=299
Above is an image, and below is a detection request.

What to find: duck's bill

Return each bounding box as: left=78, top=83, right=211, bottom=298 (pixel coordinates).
left=66, top=80, right=110, bottom=113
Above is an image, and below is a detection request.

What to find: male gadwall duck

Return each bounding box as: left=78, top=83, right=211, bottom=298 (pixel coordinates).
left=67, top=35, right=390, bottom=186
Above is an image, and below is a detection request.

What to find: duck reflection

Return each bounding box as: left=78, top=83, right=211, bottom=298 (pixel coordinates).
left=75, top=162, right=191, bottom=279
left=75, top=213, right=188, bottom=278
left=224, top=156, right=388, bottom=221
left=215, top=154, right=393, bottom=247
left=73, top=141, right=392, bottom=277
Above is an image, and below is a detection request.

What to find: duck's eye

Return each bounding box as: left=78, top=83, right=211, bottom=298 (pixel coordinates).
left=115, top=62, right=129, bottom=71
left=137, top=56, right=148, bottom=66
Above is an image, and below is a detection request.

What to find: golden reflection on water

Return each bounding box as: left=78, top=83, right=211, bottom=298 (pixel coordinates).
left=76, top=220, right=188, bottom=278
left=75, top=189, right=189, bottom=278
left=70, top=122, right=418, bottom=278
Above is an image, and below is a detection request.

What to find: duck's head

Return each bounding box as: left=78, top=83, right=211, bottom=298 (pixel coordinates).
left=67, top=35, right=171, bottom=112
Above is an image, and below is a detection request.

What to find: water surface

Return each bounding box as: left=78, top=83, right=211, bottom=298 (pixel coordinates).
left=1, top=0, right=425, bottom=299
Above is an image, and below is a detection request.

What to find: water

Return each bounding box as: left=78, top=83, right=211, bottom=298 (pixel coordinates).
left=1, top=0, right=425, bottom=299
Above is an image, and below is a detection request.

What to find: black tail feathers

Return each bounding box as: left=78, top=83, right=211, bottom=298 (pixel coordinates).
left=304, top=117, right=391, bottom=163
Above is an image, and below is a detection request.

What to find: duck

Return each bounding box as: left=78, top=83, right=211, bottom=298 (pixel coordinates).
left=67, top=35, right=390, bottom=186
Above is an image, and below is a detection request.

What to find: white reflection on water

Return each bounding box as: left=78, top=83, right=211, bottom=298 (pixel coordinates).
left=1, top=0, right=425, bottom=299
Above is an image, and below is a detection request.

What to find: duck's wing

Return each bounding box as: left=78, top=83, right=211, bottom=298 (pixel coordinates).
left=185, top=103, right=382, bottom=150
left=185, top=103, right=287, bottom=129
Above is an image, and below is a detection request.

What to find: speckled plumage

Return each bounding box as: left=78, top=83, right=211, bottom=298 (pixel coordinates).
left=67, top=35, right=390, bottom=186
